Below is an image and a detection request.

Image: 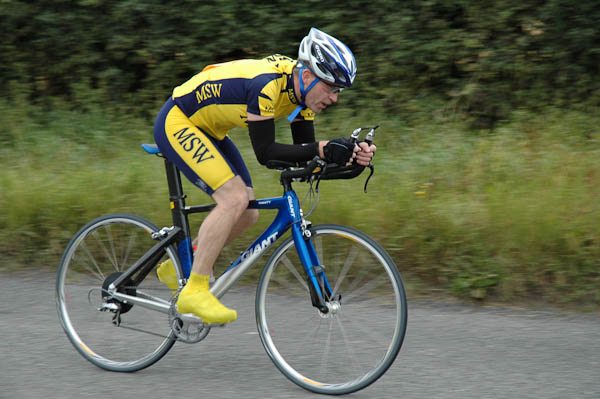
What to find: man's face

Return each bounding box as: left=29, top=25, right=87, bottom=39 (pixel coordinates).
left=303, top=71, right=340, bottom=114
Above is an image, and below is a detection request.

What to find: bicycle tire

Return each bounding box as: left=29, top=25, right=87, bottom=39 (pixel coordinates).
left=255, top=224, right=407, bottom=395
left=56, top=213, right=182, bottom=372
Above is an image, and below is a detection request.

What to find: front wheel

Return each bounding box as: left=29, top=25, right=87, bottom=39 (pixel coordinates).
left=56, top=214, right=182, bottom=372
left=256, top=224, right=407, bottom=395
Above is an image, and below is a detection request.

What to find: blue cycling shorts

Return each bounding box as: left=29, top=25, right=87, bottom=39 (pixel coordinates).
left=153, top=98, right=252, bottom=196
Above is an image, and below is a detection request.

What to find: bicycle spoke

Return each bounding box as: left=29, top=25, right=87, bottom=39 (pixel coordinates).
left=319, top=319, right=334, bottom=377
left=314, top=235, right=323, bottom=261
left=121, top=227, right=139, bottom=270
left=341, top=313, right=397, bottom=350
left=330, top=244, right=359, bottom=299
left=335, top=315, right=361, bottom=378
left=57, top=214, right=178, bottom=372
left=280, top=255, right=309, bottom=293
left=269, top=274, right=306, bottom=296
left=292, top=318, right=324, bottom=359
left=105, top=224, right=119, bottom=271
left=257, top=225, right=406, bottom=394
left=92, top=229, right=119, bottom=272
left=343, top=274, right=389, bottom=305
left=78, top=241, right=106, bottom=281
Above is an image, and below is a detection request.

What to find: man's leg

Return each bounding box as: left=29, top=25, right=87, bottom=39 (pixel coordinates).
left=191, top=178, right=254, bottom=275
left=190, top=188, right=258, bottom=249
left=154, top=103, right=258, bottom=308
left=176, top=177, right=254, bottom=324
left=158, top=189, right=258, bottom=291
left=223, top=187, right=259, bottom=246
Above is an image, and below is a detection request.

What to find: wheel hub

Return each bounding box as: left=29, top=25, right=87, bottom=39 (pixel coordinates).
left=101, top=272, right=136, bottom=314
left=319, top=300, right=341, bottom=318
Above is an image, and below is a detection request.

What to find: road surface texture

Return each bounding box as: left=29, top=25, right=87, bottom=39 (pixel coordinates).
left=1, top=271, right=598, bottom=398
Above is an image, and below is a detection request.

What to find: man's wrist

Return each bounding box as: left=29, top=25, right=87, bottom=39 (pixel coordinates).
left=318, top=141, right=327, bottom=158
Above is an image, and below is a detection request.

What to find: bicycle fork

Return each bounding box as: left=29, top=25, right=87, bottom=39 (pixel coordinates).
left=290, top=211, right=336, bottom=315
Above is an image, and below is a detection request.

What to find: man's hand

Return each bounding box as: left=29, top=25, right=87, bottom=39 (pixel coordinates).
left=319, top=139, right=377, bottom=166
left=353, top=141, right=376, bottom=166
left=322, top=137, right=356, bottom=165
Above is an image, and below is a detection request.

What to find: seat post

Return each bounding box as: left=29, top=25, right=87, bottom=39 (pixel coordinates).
left=164, top=158, right=192, bottom=239
left=163, top=158, right=196, bottom=278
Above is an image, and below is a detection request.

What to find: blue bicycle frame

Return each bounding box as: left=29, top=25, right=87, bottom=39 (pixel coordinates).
left=150, top=145, right=334, bottom=312
left=209, top=190, right=333, bottom=307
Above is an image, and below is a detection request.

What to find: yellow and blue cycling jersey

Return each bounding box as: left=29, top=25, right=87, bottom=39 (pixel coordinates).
left=171, top=54, right=314, bottom=140
left=154, top=54, right=314, bottom=195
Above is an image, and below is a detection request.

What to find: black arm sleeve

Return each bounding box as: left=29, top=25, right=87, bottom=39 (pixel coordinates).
left=291, top=120, right=316, bottom=144
left=248, top=119, right=319, bottom=165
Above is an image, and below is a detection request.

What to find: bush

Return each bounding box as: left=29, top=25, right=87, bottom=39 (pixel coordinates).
left=1, top=0, right=598, bottom=122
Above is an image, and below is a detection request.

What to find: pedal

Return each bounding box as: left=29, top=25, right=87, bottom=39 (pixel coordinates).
left=204, top=322, right=227, bottom=328
left=178, top=313, right=227, bottom=328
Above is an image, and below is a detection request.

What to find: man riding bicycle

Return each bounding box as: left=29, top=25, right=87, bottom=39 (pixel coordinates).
left=153, top=27, right=376, bottom=324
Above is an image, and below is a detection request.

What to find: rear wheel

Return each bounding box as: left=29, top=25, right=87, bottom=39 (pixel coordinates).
left=56, top=214, right=182, bottom=372
left=256, top=224, right=407, bottom=395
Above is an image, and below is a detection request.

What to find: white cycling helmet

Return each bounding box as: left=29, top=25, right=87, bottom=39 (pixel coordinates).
left=298, top=27, right=357, bottom=88
left=287, top=28, right=357, bottom=122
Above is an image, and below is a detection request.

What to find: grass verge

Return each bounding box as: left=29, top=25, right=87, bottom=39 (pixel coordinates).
left=1, top=102, right=599, bottom=310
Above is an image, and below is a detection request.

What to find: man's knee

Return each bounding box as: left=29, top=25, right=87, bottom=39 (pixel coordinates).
left=214, top=177, right=250, bottom=214
left=245, top=208, right=259, bottom=227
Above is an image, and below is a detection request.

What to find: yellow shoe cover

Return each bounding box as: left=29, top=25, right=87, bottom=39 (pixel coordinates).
left=156, top=259, right=179, bottom=291
left=177, top=289, right=237, bottom=324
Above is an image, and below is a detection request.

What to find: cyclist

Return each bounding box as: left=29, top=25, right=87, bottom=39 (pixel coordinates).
left=153, top=27, right=376, bottom=324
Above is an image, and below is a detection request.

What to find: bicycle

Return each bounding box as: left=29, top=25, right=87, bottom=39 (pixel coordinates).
left=56, top=125, right=408, bottom=395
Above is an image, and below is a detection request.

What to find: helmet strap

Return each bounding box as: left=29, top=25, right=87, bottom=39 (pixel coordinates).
left=287, top=66, right=319, bottom=122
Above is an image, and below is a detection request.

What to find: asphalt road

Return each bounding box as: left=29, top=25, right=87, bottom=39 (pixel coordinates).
left=1, top=271, right=599, bottom=399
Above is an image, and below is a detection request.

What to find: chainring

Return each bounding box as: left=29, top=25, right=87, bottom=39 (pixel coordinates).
left=168, top=294, right=211, bottom=344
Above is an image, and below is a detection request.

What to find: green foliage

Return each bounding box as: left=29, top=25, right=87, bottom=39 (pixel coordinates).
left=1, top=101, right=600, bottom=309
left=1, top=0, right=599, bottom=123
left=1, top=1, right=599, bottom=308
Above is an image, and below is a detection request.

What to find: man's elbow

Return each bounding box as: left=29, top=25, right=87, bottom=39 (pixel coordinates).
left=255, top=150, right=270, bottom=166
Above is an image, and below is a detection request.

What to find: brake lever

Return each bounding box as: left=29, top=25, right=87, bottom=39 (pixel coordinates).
left=314, top=158, right=327, bottom=192
left=350, top=127, right=366, bottom=144
left=345, top=124, right=380, bottom=193
left=363, top=164, right=374, bottom=193
left=361, top=125, right=379, bottom=193
left=364, top=125, right=379, bottom=146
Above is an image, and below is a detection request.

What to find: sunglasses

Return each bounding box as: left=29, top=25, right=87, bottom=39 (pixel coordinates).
left=323, top=81, right=344, bottom=94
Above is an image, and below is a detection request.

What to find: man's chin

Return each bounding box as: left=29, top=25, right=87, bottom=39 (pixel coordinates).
left=307, top=105, right=323, bottom=114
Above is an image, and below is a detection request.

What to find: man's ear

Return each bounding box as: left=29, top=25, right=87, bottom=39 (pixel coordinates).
left=302, top=68, right=314, bottom=85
